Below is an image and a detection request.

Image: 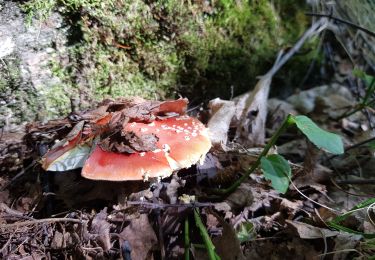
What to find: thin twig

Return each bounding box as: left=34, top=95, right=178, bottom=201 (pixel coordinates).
left=316, top=249, right=364, bottom=258
left=0, top=218, right=85, bottom=228
left=335, top=179, right=375, bottom=185
left=1, top=161, right=38, bottom=191
left=366, top=202, right=375, bottom=227
left=305, top=12, right=375, bottom=38
left=288, top=175, right=341, bottom=213
left=126, top=201, right=214, bottom=209
left=319, top=228, right=328, bottom=260
left=0, top=233, right=13, bottom=255
left=330, top=177, right=375, bottom=197
left=268, top=18, right=328, bottom=77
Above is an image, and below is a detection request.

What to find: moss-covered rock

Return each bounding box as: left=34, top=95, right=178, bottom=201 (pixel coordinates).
left=0, top=1, right=72, bottom=127
left=0, top=57, right=37, bottom=128
left=20, top=0, right=313, bottom=116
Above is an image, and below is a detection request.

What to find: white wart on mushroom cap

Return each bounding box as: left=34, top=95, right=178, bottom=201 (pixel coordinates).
left=81, top=116, right=211, bottom=181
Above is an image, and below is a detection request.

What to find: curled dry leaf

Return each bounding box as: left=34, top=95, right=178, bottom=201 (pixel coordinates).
left=207, top=98, right=236, bottom=147
left=235, top=75, right=272, bottom=147
left=90, top=208, right=111, bottom=251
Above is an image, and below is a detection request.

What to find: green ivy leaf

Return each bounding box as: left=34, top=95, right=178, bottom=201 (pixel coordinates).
left=261, top=154, right=291, bottom=194
left=292, top=115, right=344, bottom=155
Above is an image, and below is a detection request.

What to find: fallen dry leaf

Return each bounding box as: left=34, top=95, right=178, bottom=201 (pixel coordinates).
left=280, top=198, right=304, bottom=217
left=235, top=75, right=272, bottom=147
left=207, top=98, right=236, bottom=147
left=119, top=214, right=158, bottom=260
left=332, top=233, right=362, bottom=260
left=243, top=237, right=318, bottom=260
left=210, top=210, right=245, bottom=260
left=90, top=207, right=111, bottom=251
left=51, top=230, right=74, bottom=249
left=267, top=98, right=297, bottom=132
left=286, top=220, right=338, bottom=239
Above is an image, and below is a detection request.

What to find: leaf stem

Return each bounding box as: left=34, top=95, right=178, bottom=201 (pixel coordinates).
left=194, top=209, right=220, bottom=260
left=336, top=97, right=375, bottom=121
left=212, top=114, right=295, bottom=195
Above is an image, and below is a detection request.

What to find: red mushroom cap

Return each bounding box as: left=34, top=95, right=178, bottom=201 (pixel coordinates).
left=81, top=146, right=172, bottom=181
left=81, top=116, right=211, bottom=181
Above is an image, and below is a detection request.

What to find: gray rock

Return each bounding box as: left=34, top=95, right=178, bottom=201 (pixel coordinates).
left=0, top=1, right=68, bottom=130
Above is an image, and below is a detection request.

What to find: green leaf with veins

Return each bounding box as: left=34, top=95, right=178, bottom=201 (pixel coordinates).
left=292, top=115, right=344, bottom=155
left=261, top=154, right=291, bottom=194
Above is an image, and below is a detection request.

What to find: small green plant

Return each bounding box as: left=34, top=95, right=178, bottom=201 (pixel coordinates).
left=236, top=221, right=256, bottom=243
left=193, top=209, right=221, bottom=260
left=328, top=197, right=375, bottom=239
left=183, top=210, right=221, bottom=260
left=337, top=69, right=375, bottom=120
left=214, top=114, right=344, bottom=195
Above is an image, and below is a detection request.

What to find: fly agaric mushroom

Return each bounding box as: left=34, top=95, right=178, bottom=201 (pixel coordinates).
left=41, top=98, right=211, bottom=181
left=82, top=116, right=211, bottom=181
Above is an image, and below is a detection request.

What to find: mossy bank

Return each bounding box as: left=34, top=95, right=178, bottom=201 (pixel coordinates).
left=1, top=0, right=315, bottom=125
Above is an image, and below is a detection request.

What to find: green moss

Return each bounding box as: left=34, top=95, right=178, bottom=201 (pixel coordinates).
left=0, top=58, right=41, bottom=126
left=22, top=0, right=314, bottom=115
left=43, top=84, right=72, bottom=118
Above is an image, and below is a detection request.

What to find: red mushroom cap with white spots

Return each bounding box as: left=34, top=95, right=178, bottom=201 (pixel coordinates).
left=81, top=116, right=211, bottom=181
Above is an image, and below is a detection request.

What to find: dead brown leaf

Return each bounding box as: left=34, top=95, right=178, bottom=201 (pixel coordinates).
left=235, top=76, right=272, bottom=147
left=210, top=210, right=245, bottom=260
left=286, top=220, right=338, bottom=239
left=207, top=98, right=236, bottom=147
left=280, top=198, right=304, bottom=217
left=119, top=214, right=158, bottom=260
left=332, top=233, right=362, bottom=260
left=90, top=207, right=111, bottom=251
